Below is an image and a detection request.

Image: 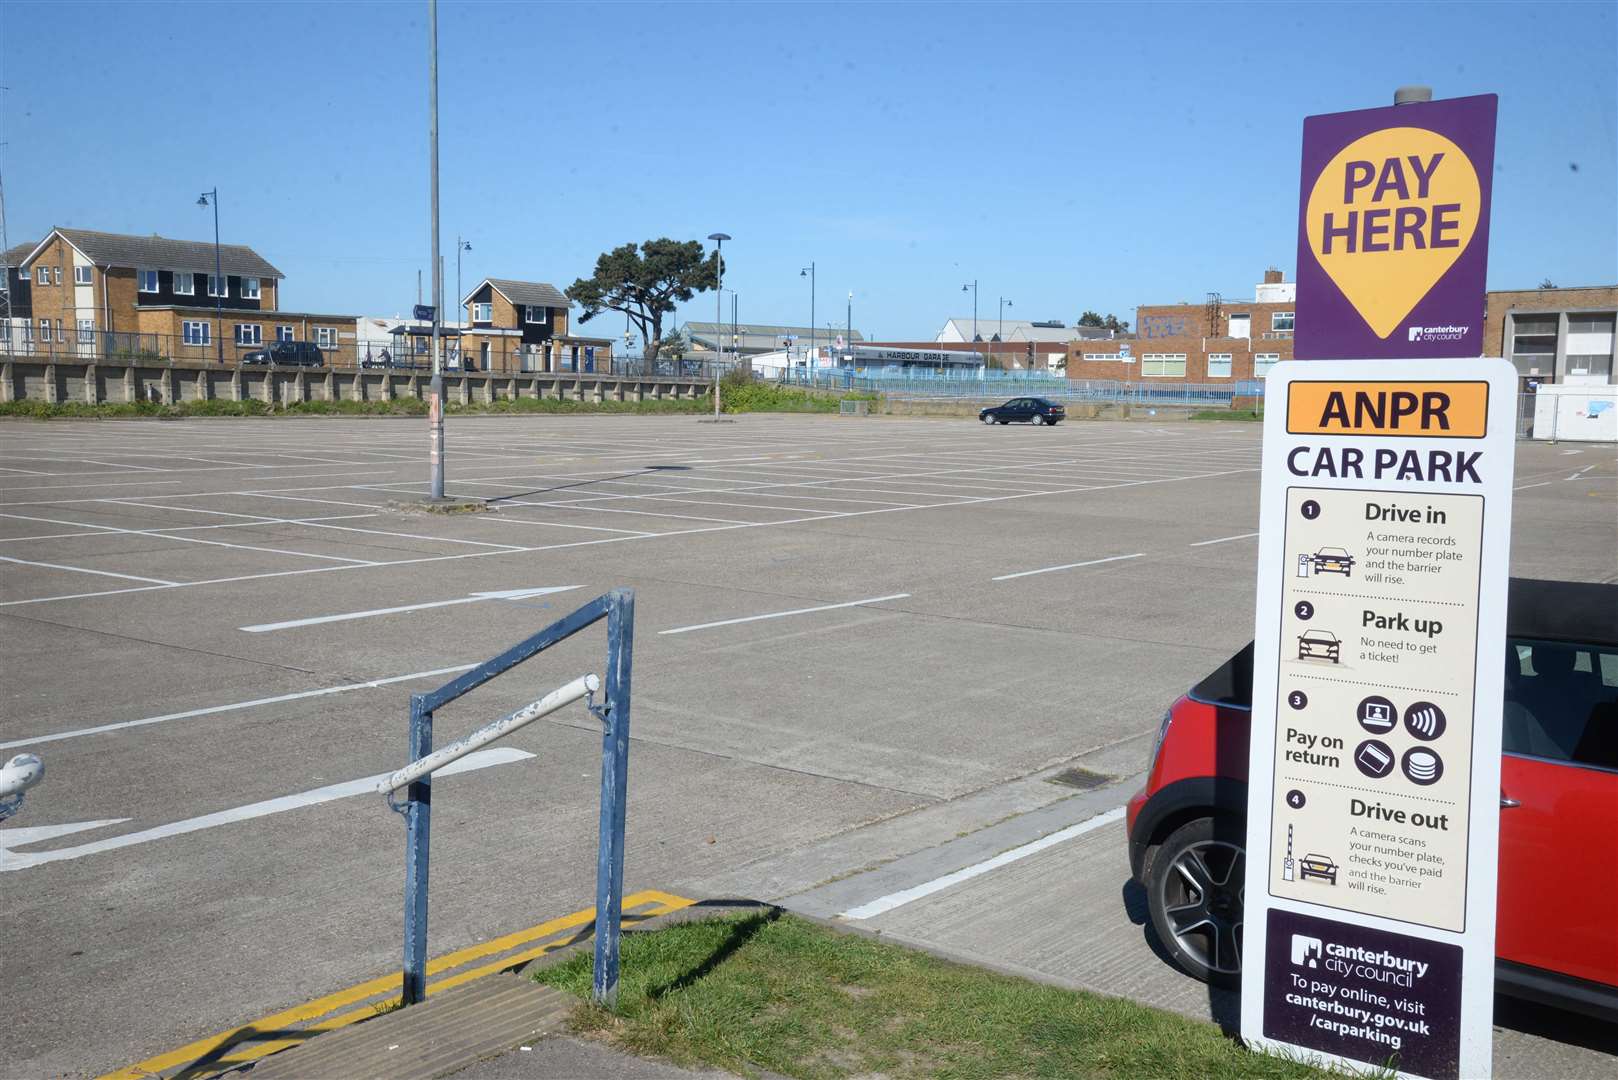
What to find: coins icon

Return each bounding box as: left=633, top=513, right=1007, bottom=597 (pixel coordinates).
left=1402, top=747, right=1444, bottom=786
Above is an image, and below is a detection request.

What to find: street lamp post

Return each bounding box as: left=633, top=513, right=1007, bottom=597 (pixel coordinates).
left=961, top=280, right=978, bottom=348
left=999, top=297, right=1013, bottom=368
left=706, top=232, right=729, bottom=418
left=800, top=263, right=815, bottom=381
left=427, top=0, right=444, bottom=501
left=846, top=291, right=853, bottom=366
left=196, top=189, right=223, bottom=365
left=455, top=238, right=471, bottom=328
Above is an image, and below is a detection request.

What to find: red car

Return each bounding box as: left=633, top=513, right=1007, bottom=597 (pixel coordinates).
left=1127, top=577, right=1618, bottom=1020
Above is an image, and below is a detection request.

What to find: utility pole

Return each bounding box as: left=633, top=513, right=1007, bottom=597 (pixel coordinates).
left=197, top=188, right=223, bottom=364
left=706, top=233, right=729, bottom=418
left=846, top=291, right=852, bottom=365
left=427, top=0, right=444, bottom=499
left=800, top=262, right=815, bottom=381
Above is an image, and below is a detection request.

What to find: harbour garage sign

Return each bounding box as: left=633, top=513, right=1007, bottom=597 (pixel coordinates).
left=1294, top=95, right=1496, bottom=360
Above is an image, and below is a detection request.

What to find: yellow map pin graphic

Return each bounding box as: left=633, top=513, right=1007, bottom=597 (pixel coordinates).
left=1306, top=127, right=1480, bottom=339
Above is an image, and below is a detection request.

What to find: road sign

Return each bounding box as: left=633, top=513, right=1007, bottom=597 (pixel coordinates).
left=1295, top=95, right=1497, bottom=360
left=414, top=304, right=436, bottom=322
left=1242, top=359, right=1516, bottom=1079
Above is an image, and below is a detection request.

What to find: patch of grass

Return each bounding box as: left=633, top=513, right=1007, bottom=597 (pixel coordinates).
left=1190, top=409, right=1264, bottom=422
left=534, top=912, right=1332, bottom=1080
left=718, top=372, right=878, bottom=414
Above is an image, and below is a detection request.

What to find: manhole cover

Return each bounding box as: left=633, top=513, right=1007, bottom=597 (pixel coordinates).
left=1046, top=767, right=1112, bottom=790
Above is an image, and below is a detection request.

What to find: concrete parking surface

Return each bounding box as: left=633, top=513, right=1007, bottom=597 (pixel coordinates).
left=0, top=414, right=1612, bottom=1077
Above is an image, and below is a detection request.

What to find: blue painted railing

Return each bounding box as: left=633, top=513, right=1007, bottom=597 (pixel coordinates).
left=391, top=588, right=635, bottom=1009
left=784, top=367, right=1266, bottom=405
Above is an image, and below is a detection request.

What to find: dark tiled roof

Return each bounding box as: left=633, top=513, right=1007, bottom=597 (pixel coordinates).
left=486, top=278, right=570, bottom=309
left=40, top=228, right=283, bottom=278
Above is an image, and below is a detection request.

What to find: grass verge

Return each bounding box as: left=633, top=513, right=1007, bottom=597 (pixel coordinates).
left=533, top=911, right=1332, bottom=1079
left=1190, top=408, right=1264, bottom=422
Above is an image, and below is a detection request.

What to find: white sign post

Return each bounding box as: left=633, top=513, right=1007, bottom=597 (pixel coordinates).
left=1241, top=358, right=1516, bottom=1080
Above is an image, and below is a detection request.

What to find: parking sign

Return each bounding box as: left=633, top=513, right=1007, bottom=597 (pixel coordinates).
left=1242, top=359, right=1516, bottom=1079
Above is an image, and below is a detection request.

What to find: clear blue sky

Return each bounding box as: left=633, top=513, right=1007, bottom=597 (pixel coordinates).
left=3, top=1, right=1613, bottom=342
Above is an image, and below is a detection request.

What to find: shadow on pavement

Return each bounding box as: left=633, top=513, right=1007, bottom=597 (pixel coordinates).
left=1120, top=878, right=1242, bottom=1035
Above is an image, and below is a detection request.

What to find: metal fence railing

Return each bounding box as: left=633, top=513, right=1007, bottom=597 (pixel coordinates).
left=0, top=327, right=724, bottom=381
left=783, top=367, right=1266, bottom=406
left=387, top=589, right=637, bottom=1009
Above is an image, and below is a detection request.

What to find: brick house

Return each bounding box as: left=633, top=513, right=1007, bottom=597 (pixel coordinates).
left=2, top=228, right=353, bottom=363
left=1065, top=269, right=1295, bottom=383
left=458, top=277, right=613, bottom=373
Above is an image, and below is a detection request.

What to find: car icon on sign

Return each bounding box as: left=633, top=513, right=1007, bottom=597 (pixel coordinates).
left=1310, top=547, right=1355, bottom=576
left=1297, top=630, right=1341, bottom=663
left=1299, top=853, right=1338, bottom=885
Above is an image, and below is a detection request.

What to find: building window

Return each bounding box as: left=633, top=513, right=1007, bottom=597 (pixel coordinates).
left=1141, top=353, right=1187, bottom=377
left=77, top=319, right=95, bottom=344
left=37, top=266, right=50, bottom=285
left=1207, top=353, right=1233, bottom=378
left=39, top=318, right=52, bottom=343
left=1567, top=314, right=1615, bottom=335
left=1228, top=313, right=1250, bottom=339
left=173, top=272, right=195, bottom=296
left=1271, top=311, right=1295, bottom=332
left=74, top=265, right=92, bottom=286
left=242, top=277, right=261, bottom=300
left=138, top=268, right=160, bottom=293
left=473, top=302, right=492, bottom=322
left=208, top=275, right=228, bottom=298
left=1254, top=353, right=1281, bottom=377
left=1565, top=354, right=1613, bottom=378
left=277, top=325, right=294, bottom=342
left=183, top=321, right=211, bottom=346
left=524, top=305, right=547, bottom=324
left=235, top=323, right=262, bottom=346
left=314, top=326, right=338, bottom=348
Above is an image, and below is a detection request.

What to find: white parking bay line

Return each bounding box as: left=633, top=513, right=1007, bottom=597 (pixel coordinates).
left=659, top=593, right=911, bottom=636
left=0, top=663, right=477, bottom=750
left=1188, top=532, right=1259, bottom=547
left=840, top=806, right=1127, bottom=920
left=991, top=552, right=1145, bottom=582
left=0, top=555, right=178, bottom=586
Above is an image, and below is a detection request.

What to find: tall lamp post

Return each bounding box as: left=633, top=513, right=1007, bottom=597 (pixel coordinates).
left=706, top=232, right=729, bottom=418
left=999, top=297, right=1013, bottom=368
left=961, top=280, right=978, bottom=349
left=846, top=291, right=853, bottom=366
left=799, top=263, right=815, bottom=381
left=426, top=0, right=445, bottom=501
left=455, top=238, right=471, bottom=327
left=196, top=189, right=223, bottom=365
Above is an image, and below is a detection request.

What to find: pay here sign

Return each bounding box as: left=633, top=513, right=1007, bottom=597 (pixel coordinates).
left=1295, top=95, right=1497, bottom=360
left=1241, top=359, right=1516, bottom=1079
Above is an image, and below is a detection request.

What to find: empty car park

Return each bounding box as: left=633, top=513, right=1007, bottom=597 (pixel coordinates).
left=1, top=413, right=1612, bottom=1077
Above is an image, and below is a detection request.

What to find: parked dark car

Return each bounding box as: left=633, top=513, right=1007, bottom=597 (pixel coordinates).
left=242, top=341, right=326, bottom=368
left=1126, top=577, right=1618, bottom=1020
left=979, top=397, right=1065, bottom=425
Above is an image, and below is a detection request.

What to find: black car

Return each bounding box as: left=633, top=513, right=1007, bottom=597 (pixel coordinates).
left=979, top=397, right=1066, bottom=426
left=242, top=341, right=326, bottom=368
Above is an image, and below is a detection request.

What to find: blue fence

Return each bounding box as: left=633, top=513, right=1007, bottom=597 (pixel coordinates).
left=784, top=367, right=1264, bottom=406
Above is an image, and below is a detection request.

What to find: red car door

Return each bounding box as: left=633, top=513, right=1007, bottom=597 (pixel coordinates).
left=1495, top=639, right=1618, bottom=988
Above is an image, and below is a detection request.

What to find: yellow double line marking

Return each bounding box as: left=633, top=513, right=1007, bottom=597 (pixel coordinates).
left=101, top=890, right=694, bottom=1080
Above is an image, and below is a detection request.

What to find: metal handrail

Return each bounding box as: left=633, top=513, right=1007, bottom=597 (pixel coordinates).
left=378, top=674, right=598, bottom=800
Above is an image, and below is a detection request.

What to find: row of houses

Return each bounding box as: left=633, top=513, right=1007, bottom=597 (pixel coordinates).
left=0, top=228, right=615, bottom=373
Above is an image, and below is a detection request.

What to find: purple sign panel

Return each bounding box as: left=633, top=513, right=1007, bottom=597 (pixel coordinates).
left=1295, top=94, right=1497, bottom=360
left=1264, top=908, right=1464, bottom=1079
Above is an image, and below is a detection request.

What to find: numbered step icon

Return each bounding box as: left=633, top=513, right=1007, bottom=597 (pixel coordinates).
left=1287, top=690, right=1309, bottom=711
